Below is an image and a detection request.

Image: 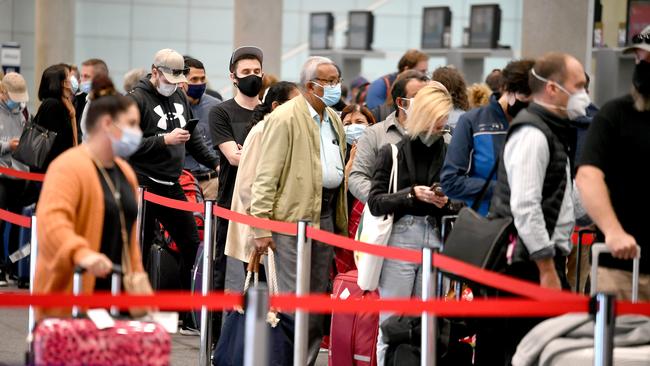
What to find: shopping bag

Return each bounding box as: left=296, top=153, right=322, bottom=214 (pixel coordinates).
left=355, top=144, right=398, bottom=291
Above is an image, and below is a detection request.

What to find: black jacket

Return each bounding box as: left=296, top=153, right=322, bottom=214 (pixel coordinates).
left=32, top=98, right=76, bottom=173
left=127, top=76, right=218, bottom=182
left=367, top=135, right=455, bottom=224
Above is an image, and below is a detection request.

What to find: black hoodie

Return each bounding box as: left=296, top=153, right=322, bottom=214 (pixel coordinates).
left=128, top=76, right=218, bottom=182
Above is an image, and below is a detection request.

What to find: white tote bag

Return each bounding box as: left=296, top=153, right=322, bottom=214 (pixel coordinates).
left=355, top=144, right=398, bottom=291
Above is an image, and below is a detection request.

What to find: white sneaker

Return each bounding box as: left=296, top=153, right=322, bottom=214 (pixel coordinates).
left=179, top=326, right=200, bottom=336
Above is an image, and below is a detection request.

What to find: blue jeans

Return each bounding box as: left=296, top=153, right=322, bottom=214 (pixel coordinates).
left=376, top=215, right=441, bottom=366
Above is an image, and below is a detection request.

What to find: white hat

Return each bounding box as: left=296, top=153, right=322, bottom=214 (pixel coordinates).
left=1, top=72, right=28, bottom=102
left=153, top=48, right=188, bottom=84
left=623, top=25, right=650, bottom=54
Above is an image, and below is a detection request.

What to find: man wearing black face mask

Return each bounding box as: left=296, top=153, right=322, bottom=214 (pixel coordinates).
left=208, top=46, right=263, bottom=344
left=441, top=59, right=534, bottom=216
left=577, top=26, right=650, bottom=302
left=180, top=56, right=221, bottom=200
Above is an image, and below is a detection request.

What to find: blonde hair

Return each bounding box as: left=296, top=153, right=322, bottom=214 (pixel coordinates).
left=467, top=83, right=492, bottom=109
left=405, top=82, right=453, bottom=139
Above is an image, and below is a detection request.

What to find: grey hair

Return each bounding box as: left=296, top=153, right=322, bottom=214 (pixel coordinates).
left=300, top=56, right=335, bottom=87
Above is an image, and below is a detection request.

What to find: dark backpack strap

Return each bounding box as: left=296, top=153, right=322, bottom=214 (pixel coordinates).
left=470, top=160, right=499, bottom=211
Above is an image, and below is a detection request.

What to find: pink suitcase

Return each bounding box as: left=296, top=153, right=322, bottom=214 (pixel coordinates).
left=31, top=266, right=171, bottom=366
left=329, top=270, right=379, bottom=366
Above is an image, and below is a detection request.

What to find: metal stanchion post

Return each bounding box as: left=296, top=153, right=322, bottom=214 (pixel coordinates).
left=593, top=293, right=615, bottom=366
left=244, top=285, right=270, bottom=366
left=294, top=220, right=311, bottom=366
left=199, top=201, right=215, bottom=366
left=27, top=216, right=38, bottom=336
left=110, top=270, right=121, bottom=317
left=421, top=247, right=438, bottom=366
left=135, top=186, right=146, bottom=253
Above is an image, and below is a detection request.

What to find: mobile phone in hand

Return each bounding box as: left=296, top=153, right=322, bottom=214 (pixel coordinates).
left=183, top=118, right=199, bottom=134
left=430, top=182, right=445, bottom=197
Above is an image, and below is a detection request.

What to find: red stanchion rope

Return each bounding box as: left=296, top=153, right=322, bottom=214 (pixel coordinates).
left=143, top=191, right=203, bottom=213
left=1, top=291, right=649, bottom=317
left=0, top=207, right=31, bottom=228
left=0, top=166, right=45, bottom=182
left=213, top=205, right=298, bottom=236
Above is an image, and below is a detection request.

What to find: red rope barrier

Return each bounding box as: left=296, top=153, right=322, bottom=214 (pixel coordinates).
left=0, top=166, right=45, bottom=182
left=2, top=291, right=648, bottom=318
left=213, top=205, right=297, bottom=236
left=0, top=207, right=31, bottom=228
left=143, top=191, right=203, bottom=213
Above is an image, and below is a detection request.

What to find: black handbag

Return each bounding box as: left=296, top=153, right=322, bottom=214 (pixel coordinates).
left=12, top=120, right=57, bottom=170
left=441, top=162, right=515, bottom=271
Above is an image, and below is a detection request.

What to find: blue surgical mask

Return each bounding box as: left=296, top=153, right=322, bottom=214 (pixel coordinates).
left=111, top=125, right=143, bottom=158
left=70, top=76, right=79, bottom=94
left=311, top=81, right=342, bottom=107
left=5, top=99, right=21, bottom=113
left=80, top=80, right=92, bottom=95
left=187, top=83, right=207, bottom=100
left=344, top=124, right=367, bottom=145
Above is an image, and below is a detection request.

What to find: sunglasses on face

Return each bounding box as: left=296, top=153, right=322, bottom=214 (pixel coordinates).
left=155, top=65, right=189, bottom=77
left=632, top=33, right=650, bottom=45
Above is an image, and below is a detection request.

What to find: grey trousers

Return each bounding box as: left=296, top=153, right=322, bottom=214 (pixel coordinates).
left=269, top=213, right=334, bottom=366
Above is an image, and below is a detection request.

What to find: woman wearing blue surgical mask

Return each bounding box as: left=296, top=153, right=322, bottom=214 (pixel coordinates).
left=34, top=75, right=150, bottom=318
left=338, top=103, right=376, bottom=273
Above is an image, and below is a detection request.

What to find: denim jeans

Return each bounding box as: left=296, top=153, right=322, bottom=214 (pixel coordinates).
left=376, top=215, right=441, bottom=366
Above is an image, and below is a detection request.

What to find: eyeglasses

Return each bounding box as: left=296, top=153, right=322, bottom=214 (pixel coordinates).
left=155, top=65, right=189, bottom=77
left=632, top=33, right=650, bottom=45
left=312, top=78, right=342, bottom=87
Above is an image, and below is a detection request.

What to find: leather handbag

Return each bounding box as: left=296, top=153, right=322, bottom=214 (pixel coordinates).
left=12, top=121, right=57, bottom=170
left=355, top=144, right=398, bottom=291
left=441, top=162, right=515, bottom=271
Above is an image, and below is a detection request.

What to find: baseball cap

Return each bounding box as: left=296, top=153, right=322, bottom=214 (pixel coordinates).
left=624, top=25, right=650, bottom=54
left=1, top=72, right=29, bottom=103
left=350, top=76, right=369, bottom=89
left=153, top=48, right=188, bottom=84
left=229, top=46, right=264, bottom=72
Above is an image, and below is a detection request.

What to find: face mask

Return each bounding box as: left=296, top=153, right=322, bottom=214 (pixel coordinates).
left=156, top=77, right=178, bottom=97
left=110, top=125, right=143, bottom=158
left=311, top=82, right=342, bottom=107
left=80, top=80, right=92, bottom=95
left=344, top=124, right=367, bottom=145
left=507, top=97, right=529, bottom=118
left=187, top=83, right=207, bottom=100
left=397, top=97, right=413, bottom=117
left=70, top=76, right=79, bottom=94
left=419, top=133, right=442, bottom=147
left=235, top=75, right=263, bottom=98
left=531, top=68, right=591, bottom=120
left=633, top=60, right=650, bottom=96
left=5, top=99, right=21, bottom=113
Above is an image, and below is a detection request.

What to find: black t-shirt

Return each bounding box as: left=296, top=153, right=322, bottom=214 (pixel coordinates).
left=209, top=99, right=254, bottom=208
left=578, top=94, right=650, bottom=273
left=94, top=166, right=138, bottom=290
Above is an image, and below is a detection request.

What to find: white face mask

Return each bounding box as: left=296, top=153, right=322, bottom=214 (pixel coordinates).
left=110, top=125, right=143, bottom=158
left=531, top=68, right=591, bottom=120
left=156, top=73, right=177, bottom=97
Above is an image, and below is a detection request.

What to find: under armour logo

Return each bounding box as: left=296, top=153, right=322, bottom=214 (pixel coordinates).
left=153, top=103, right=187, bottom=130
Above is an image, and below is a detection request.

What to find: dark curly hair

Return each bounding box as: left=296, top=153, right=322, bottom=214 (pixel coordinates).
left=431, top=66, right=469, bottom=111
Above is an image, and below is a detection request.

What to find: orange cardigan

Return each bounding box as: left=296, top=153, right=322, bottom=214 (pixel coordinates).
left=34, top=146, right=145, bottom=319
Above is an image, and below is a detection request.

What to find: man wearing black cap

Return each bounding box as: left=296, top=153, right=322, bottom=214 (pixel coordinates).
left=577, top=25, right=650, bottom=301
left=208, top=46, right=264, bottom=341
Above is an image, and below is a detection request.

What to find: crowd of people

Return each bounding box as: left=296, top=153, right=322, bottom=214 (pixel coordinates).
left=1, top=24, right=650, bottom=365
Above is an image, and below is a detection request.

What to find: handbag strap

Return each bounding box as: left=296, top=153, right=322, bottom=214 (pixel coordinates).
left=470, top=159, right=499, bottom=211
left=243, top=251, right=261, bottom=292
left=388, top=144, right=398, bottom=194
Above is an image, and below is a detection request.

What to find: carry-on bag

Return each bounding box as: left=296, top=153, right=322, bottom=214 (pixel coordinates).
left=31, top=266, right=171, bottom=366
left=328, top=270, right=379, bottom=366
left=355, top=144, right=398, bottom=291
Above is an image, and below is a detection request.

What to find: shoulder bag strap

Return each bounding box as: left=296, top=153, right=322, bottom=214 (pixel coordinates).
left=388, top=144, right=399, bottom=194
left=470, top=159, right=499, bottom=211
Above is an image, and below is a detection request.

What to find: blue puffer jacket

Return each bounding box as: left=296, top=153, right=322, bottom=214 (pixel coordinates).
left=441, top=95, right=508, bottom=215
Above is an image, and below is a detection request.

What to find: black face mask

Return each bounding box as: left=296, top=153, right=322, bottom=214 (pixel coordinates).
left=507, top=99, right=529, bottom=118
left=633, top=60, right=650, bottom=96
left=235, top=74, right=263, bottom=98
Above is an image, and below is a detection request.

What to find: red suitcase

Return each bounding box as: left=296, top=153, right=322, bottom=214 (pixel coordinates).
left=31, top=266, right=171, bottom=366
left=329, top=270, right=379, bottom=366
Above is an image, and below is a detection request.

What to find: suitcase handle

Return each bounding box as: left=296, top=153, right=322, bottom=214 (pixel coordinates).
left=590, top=243, right=641, bottom=303
left=72, top=264, right=124, bottom=318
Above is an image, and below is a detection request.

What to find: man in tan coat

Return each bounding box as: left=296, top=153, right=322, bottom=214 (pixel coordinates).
left=250, top=56, right=347, bottom=365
